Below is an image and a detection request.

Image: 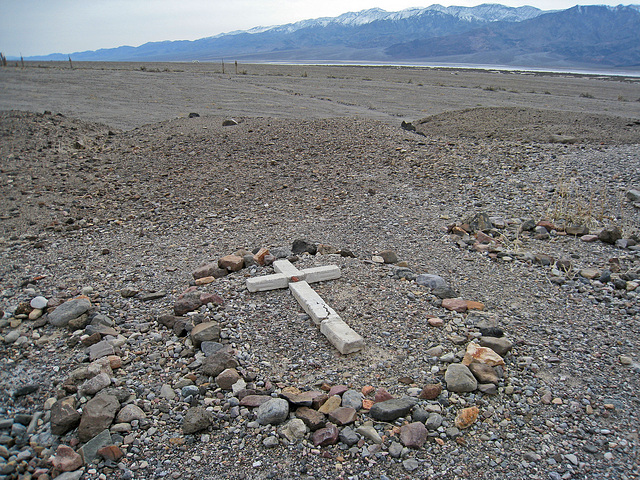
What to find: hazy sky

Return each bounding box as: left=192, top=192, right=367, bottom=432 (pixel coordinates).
left=1, top=0, right=629, bottom=57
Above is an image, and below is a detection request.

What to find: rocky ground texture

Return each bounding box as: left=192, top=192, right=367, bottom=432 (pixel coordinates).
left=0, top=104, right=639, bottom=480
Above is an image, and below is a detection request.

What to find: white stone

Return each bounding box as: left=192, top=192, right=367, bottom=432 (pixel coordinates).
left=30, top=296, right=48, bottom=309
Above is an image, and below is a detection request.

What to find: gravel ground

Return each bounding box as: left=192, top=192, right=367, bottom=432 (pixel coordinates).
left=0, top=64, right=639, bottom=480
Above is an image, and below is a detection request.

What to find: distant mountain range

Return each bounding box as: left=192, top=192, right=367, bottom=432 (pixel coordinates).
left=27, top=4, right=640, bottom=69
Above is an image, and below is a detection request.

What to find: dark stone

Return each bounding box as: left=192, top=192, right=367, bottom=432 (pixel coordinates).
left=157, top=314, right=177, bottom=329
left=432, top=286, right=458, bottom=299
left=188, top=112, right=200, bottom=118
left=14, top=384, right=39, bottom=397
left=401, top=121, right=416, bottom=132
left=295, top=407, right=326, bottom=431
left=201, top=348, right=238, bottom=377
left=599, top=270, right=612, bottom=283
left=598, top=226, right=622, bottom=245
left=291, top=239, right=317, bottom=255
left=311, top=424, right=339, bottom=447
left=50, top=396, right=81, bottom=435
left=369, top=397, right=418, bottom=422
left=78, top=395, right=120, bottom=443
left=479, top=327, right=504, bottom=338
left=182, top=407, right=212, bottom=434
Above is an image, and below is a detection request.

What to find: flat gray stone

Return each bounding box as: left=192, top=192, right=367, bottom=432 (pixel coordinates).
left=79, top=372, right=111, bottom=396
left=79, top=429, right=111, bottom=464
left=369, top=397, right=418, bottom=422
left=416, top=274, right=448, bottom=289
left=88, top=341, right=115, bottom=362
left=48, top=298, right=91, bottom=327
left=30, top=296, right=48, bottom=309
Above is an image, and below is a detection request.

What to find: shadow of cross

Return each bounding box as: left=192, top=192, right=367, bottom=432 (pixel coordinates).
left=246, top=259, right=364, bottom=354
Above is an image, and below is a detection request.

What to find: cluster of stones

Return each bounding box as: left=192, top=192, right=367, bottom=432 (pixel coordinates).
left=447, top=213, right=640, bottom=303
left=190, top=239, right=356, bottom=285
left=0, top=295, right=145, bottom=480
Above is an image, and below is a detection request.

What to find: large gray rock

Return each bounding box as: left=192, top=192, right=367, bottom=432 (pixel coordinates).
left=78, top=394, right=119, bottom=442
left=48, top=298, right=91, bottom=327
left=369, top=397, right=418, bottom=422
left=416, top=274, right=448, bottom=290
left=201, top=348, right=238, bottom=377
left=479, top=336, right=513, bottom=356
left=115, top=404, right=147, bottom=423
left=341, top=389, right=363, bottom=410
left=190, top=322, right=220, bottom=347
left=182, top=406, right=213, bottom=434
left=79, top=372, right=111, bottom=396
left=78, top=429, right=112, bottom=464
left=256, top=398, right=289, bottom=425
left=50, top=396, right=81, bottom=436
left=445, top=364, right=478, bottom=393
left=598, top=226, right=623, bottom=245
left=627, top=189, right=640, bottom=203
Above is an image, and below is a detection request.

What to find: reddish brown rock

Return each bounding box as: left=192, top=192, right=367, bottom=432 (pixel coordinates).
left=296, top=407, right=326, bottom=431
left=400, top=422, right=428, bottom=449
left=418, top=383, right=442, bottom=400
left=52, top=445, right=82, bottom=472
left=192, top=262, right=218, bottom=280
left=200, top=293, right=224, bottom=306
left=428, top=317, right=444, bottom=327
left=328, top=385, right=348, bottom=397
left=311, top=392, right=329, bottom=410
left=97, top=445, right=124, bottom=461
left=174, top=293, right=202, bottom=316
left=475, top=231, right=494, bottom=244
left=215, top=368, right=241, bottom=390
left=442, top=298, right=468, bottom=313
left=312, top=423, right=339, bottom=446
left=253, top=247, right=270, bottom=266
left=374, top=388, right=393, bottom=403
left=537, top=220, right=556, bottom=231
left=328, top=407, right=356, bottom=426
left=218, top=254, right=244, bottom=272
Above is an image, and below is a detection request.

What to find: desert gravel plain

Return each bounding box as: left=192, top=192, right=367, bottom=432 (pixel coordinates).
left=0, top=62, right=639, bottom=480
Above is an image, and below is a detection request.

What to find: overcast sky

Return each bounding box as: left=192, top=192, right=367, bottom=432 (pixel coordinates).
left=1, top=0, right=629, bottom=57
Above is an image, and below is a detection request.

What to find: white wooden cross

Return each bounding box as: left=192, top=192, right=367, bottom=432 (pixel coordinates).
left=246, top=259, right=364, bottom=354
